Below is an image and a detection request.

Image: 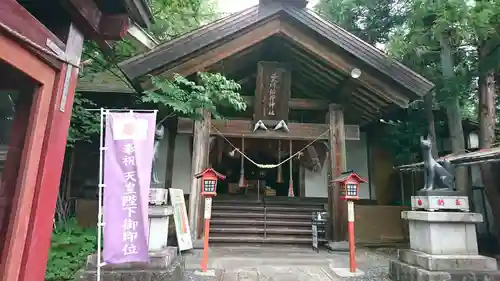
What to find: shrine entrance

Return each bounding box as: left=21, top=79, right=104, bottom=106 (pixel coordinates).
left=211, top=137, right=302, bottom=199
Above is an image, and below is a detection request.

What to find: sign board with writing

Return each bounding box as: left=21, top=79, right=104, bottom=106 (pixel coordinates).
left=411, top=195, right=469, bottom=212
left=312, top=225, right=318, bottom=251
left=169, top=188, right=193, bottom=251
left=254, top=61, right=291, bottom=121
left=204, top=197, right=213, bottom=219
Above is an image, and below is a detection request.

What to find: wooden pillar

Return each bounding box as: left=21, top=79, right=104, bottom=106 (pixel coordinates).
left=327, top=104, right=347, bottom=242
left=188, top=109, right=211, bottom=239
left=164, top=118, right=178, bottom=190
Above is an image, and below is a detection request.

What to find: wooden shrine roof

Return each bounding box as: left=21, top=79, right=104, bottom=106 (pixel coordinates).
left=118, top=2, right=434, bottom=123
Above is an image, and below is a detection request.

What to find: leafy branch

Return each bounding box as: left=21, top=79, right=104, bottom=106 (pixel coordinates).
left=142, top=72, right=247, bottom=120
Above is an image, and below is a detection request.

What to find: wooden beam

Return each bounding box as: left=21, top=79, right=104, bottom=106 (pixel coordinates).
left=0, top=0, right=66, bottom=51
left=241, top=96, right=328, bottom=111
left=99, top=15, right=130, bottom=40
left=141, top=19, right=281, bottom=89
left=60, top=0, right=130, bottom=40
left=177, top=118, right=362, bottom=141
left=279, top=21, right=410, bottom=108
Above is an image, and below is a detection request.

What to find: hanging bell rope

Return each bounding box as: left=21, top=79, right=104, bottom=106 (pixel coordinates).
left=211, top=125, right=330, bottom=169
left=288, top=140, right=295, bottom=197
left=238, top=137, right=246, bottom=188
left=276, top=140, right=284, bottom=184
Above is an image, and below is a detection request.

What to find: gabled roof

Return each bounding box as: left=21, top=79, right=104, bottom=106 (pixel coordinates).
left=119, top=3, right=433, bottom=100
left=77, top=69, right=135, bottom=93
left=332, top=171, right=367, bottom=183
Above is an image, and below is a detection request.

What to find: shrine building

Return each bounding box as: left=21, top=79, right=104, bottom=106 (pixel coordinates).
left=121, top=0, right=434, bottom=245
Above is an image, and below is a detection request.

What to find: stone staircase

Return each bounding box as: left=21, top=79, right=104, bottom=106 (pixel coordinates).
left=210, top=197, right=327, bottom=245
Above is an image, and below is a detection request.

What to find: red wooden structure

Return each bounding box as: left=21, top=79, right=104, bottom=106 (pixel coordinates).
left=0, top=1, right=152, bottom=281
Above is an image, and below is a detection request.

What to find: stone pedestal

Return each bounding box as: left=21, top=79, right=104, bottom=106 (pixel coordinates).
left=76, top=247, right=184, bottom=281
left=389, top=196, right=500, bottom=281
left=148, top=205, right=173, bottom=251
left=405, top=211, right=481, bottom=255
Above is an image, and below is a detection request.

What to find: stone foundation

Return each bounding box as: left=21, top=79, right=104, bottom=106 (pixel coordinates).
left=76, top=247, right=184, bottom=281
left=389, top=197, right=500, bottom=281
left=389, top=259, right=500, bottom=281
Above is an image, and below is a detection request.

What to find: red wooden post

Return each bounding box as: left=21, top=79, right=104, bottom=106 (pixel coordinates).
left=347, top=201, right=356, bottom=272
left=194, top=168, right=224, bottom=273
left=0, top=33, right=56, bottom=281
left=19, top=24, right=83, bottom=281
left=202, top=207, right=211, bottom=272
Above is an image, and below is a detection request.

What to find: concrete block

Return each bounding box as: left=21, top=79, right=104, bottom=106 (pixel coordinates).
left=183, top=269, right=224, bottom=281
left=329, top=267, right=364, bottom=277
left=398, top=249, right=498, bottom=271
left=389, top=259, right=500, bottom=281
left=405, top=211, right=480, bottom=255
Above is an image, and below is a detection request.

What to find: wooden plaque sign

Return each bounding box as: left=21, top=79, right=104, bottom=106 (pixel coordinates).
left=254, top=61, right=291, bottom=121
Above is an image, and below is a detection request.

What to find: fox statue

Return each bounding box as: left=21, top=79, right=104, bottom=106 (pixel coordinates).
left=420, top=136, right=455, bottom=191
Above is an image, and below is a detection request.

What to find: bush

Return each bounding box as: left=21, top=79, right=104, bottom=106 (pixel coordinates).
left=45, top=218, right=97, bottom=281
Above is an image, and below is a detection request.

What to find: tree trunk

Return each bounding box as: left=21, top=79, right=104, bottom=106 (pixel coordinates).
left=478, top=44, right=500, bottom=240
left=188, top=109, right=211, bottom=239
left=439, top=33, right=468, bottom=193
left=424, top=92, right=438, bottom=158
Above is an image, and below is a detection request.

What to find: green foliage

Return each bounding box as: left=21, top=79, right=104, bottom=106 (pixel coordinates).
left=315, top=0, right=408, bottom=45
left=149, top=0, right=219, bottom=41
left=45, top=219, right=97, bottom=281
left=143, top=72, right=247, bottom=119
left=70, top=0, right=220, bottom=145
left=67, top=93, right=100, bottom=147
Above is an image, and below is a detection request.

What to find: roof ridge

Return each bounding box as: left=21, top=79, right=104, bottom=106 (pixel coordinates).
left=119, top=6, right=262, bottom=67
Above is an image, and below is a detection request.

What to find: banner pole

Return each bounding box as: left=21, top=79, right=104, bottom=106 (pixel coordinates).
left=97, top=108, right=106, bottom=281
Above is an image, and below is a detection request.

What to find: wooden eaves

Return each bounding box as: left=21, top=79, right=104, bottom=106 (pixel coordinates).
left=117, top=2, right=434, bottom=123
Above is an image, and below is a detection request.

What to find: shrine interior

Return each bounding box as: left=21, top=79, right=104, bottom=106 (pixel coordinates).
left=210, top=138, right=303, bottom=198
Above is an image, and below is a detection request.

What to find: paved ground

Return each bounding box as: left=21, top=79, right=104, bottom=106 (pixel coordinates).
left=182, top=246, right=392, bottom=281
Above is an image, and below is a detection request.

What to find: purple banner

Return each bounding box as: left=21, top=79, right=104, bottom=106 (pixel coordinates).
left=103, top=112, right=157, bottom=264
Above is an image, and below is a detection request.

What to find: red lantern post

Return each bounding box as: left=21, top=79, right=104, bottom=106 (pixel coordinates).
left=332, top=171, right=367, bottom=273
left=194, top=168, right=225, bottom=272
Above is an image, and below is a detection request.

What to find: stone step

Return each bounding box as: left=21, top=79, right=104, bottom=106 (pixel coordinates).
left=211, top=211, right=312, bottom=220
left=210, top=198, right=326, bottom=246
left=210, top=226, right=321, bottom=235
left=212, top=205, right=264, bottom=211
left=210, top=218, right=311, bottom=227
left=209, top=235, right=324, bottom=244
left=211, top=204, right=324, bottom=213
